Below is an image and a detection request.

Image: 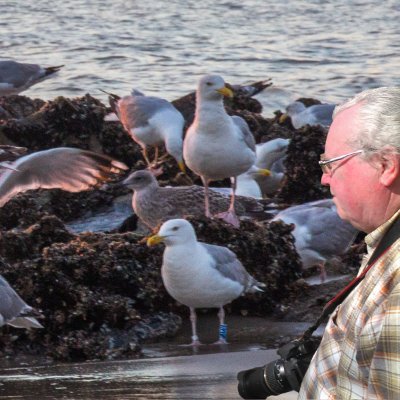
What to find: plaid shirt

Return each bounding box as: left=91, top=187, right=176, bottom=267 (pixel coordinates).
left=298, top=209, right=400, bottom=399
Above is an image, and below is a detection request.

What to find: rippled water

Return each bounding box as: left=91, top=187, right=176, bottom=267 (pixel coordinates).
left=1, top=0, right=399, bottom=114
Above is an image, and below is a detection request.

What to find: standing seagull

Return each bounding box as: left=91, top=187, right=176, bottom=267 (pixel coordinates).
left=122, top=169, right=265, bottom=230
left=0, top=147, right=128, bottom=207
left=183, top=75, right=256, bottom=227
left=0, top=60, right=63, bottom=96
left=105, top=89, right=185, bottom=173
left=280, top=101, right=335, bottom=129
left=272, top=199, right=358, bottom=282
left=0, top=274, right=43, bottom=329
left=147, top=219, right=264, bottom=345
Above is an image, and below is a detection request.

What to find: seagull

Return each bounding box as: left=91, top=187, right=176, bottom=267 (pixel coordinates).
left=272, top=199, right=358, bottom=282
left=122, top=169, right=265, bottom=230
left=147, top=219, right=264, bottom=345
left=210, top=165, right=271, bottom=199
left=0, top=60, right=64, bottom=96
left=0, top=147, right=128, bottom=207
left=255, top=138, right=290, bottom=197
left=0, top=274, right=43, bottom=329
left=228, top=78, right=273, bottom=98
left=104, top=89, right=185, bottom=173
left=280, top=101, right=335, bottom=129
left=183, top=75, right=256, bottom=227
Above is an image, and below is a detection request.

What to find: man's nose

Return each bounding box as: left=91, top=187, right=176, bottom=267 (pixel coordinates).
left=321, top=172, right=330, bottom=186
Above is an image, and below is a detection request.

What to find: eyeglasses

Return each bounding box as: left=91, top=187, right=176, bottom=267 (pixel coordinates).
left=319, top=150, right=363, bottom=174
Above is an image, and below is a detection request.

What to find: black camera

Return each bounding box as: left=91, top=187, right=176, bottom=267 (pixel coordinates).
left=237, top=337, right=321, bottom=399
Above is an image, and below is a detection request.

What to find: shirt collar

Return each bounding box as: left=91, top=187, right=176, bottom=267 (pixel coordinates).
left=365, top=208, right=400, bottom=252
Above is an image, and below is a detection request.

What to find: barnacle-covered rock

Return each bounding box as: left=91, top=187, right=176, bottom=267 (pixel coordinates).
left=277, top=124, right=331, bottom=203
left=0, top=89, right=367, bottom=363
left=0, top=95, right=45, bottom=120
left=0, top=212, right=301, bottom=361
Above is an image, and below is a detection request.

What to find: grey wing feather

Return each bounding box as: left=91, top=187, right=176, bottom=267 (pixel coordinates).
left=119, top=95, right=174, bottom=130
left=156, top=185, right=210, bottom=220
left=134, top=184, right=264, bottom=229
left=231, top=115, right=256, bottom=151
left=201, top=243, right=262, bottom=292
left=309, top=104, right=335, bottom=126
left=133, top=185, right=209, bottom=228
left=309, top=209, right=358, bottom=256
left=0, top=275, right=30, bottom=323
left=0, top=61, right=41, bottom=88
left=159, top=186, right=262, bottom=217
left=273, top=199, right=358, bottom=257
left=0, top=147, right=127, bottom=207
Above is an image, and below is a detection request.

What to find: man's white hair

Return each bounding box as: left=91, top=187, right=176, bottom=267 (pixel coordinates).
left=333, top=87, right=400, bottom=156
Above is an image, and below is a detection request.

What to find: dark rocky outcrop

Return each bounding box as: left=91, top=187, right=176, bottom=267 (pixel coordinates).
left=0, top=87, right=365, bottom=361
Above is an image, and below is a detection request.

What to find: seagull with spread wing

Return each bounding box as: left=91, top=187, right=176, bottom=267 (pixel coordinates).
left=0, top=147, right=128, bottom=207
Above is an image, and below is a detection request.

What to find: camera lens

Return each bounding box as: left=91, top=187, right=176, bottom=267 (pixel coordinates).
left=264, top=359, right=292, bottom=394
left=237, top=360, right=294, bottom=399
left=237, top=338, right=320, bottom=399
left=237, top=366, right=270, bottom=399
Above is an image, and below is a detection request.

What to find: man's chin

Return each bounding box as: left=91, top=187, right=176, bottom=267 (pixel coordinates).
left=334, top=202, right=350, bottom=223
left=336, top=206, right=362, bottom=230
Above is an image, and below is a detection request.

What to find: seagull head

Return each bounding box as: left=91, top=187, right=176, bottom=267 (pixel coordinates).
left=197, top=74, right=234, bottom=101
left=147, top=219, right=197, bottom=247
left=122, top=169, right=158, bottom=191
left=279, top=101, right=306, bottom=124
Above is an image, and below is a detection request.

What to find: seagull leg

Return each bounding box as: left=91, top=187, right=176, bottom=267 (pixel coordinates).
left=318, top=261, right=327, bottom=283
left=189, top=307, right=202, bottom=346
left=142, top=147, right=152, bottom=166
left=215, top=176, right=240, bottom=228
left=213, top=307, right=228, bottom=344
left=153, top=146, right=159, bottom=165
left=201, top=177, right=212, bottom=218
left=144, top=146, right=164, bottom=176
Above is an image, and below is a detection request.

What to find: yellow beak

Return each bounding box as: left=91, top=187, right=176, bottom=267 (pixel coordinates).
left=257, top=168, right=271, bottom=177
left=279, top=113, right=289, bottom=124
left=147, top=234, right=165, bottom=247
left=216, top=86, right=234, bottom=98
left=177, top=160, right=186, bottom=173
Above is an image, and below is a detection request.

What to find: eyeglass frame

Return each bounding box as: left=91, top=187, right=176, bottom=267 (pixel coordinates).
left=319, top=149, right=363, bottom=174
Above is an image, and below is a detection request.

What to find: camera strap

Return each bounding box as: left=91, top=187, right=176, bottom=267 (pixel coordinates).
left=301, top=214, right=400, bottom=341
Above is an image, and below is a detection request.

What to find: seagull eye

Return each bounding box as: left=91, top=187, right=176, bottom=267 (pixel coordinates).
left=206, top=81, right=212, bottom=86
left=171, top=226, right=179, bottom=231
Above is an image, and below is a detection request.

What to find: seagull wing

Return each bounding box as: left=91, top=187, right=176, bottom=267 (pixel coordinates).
left=309, top=104, right=335, bottom=126
left=201, top=243, right=262, bottom=292
left=0, top=147, right=128, bottom=207
left=0, top=275, right=30, bottom=323
left=231, top=115, right=256, bottom=152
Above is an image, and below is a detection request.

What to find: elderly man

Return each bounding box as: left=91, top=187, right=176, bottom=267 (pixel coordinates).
left=299, top=87, right=400, bottom=399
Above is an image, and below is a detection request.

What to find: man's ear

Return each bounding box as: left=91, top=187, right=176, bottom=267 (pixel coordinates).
left=379, top=150, right=400, bottom=187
